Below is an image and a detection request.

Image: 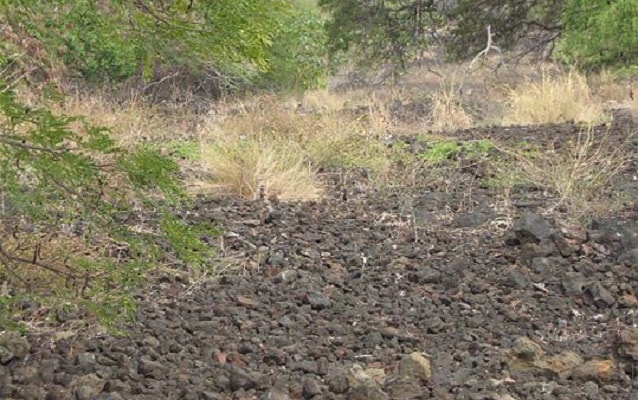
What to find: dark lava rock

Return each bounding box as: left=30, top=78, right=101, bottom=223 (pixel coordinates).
left=514, top=212, right=555, bottom=244
left=4, top=121, right=638, bottom=400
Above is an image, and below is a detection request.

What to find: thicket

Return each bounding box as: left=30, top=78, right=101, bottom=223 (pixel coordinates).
left=319, top=0, right=636, bottom=75
left=0, top=0, right=330, bottom=94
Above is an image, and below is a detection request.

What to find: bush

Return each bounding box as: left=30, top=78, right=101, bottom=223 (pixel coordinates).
left=558, top=0, right=638, bottom=70
left=0, top=81, right=214, bottom=331
left=1, top=0, right=318, bottom=93
left=257, top=6, right=330, bottom=93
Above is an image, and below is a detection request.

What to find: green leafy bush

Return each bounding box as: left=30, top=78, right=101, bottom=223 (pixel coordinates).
left=257, top=6, right=330, bottom=92
left=0, top=0, right=294, bottom=88
left=558, top=0, right=638, bottom=69
left=0, top=82, right=214, bottom=330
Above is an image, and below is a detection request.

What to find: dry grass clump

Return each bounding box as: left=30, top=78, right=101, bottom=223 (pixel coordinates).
left=428, top=87, right=474, bottom=132
left=200, top=137, right=321, bottom=200
left=502, top=71, right=608, bottom=126
left=196, top=93, right=415, bottom=197
left=495, top=127, right=632, bottom=222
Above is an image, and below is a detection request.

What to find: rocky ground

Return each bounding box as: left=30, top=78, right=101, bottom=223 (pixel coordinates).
left=1, top=119, right=638, bottom=400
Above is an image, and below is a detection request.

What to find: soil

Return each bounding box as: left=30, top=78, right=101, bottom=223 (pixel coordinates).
left=1, top=119, right=638, bottom=400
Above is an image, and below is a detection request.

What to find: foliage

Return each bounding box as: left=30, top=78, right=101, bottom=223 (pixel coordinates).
left=318, top=0, right=635, bottom=72
left=420, top=139, right=492, bottom=163
left=445, top=0, right=564, bottom=61
left=0, top=82, right=215, bottom=330
left=257, top=5, right=330, bottom=93
left=557, top=0, right=638, bottom=69
left=0, top=0, right=290, bottom=86
left=318, top=0, right=444, bottom=73
left=159, top=215, right=220, bottom=272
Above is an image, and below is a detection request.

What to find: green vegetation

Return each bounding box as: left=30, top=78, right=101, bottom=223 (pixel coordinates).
left=0, top=0, right=329, bottom=92
left=319, top=0, right=635, bottom=73
left=558, top=0, right=638, bottom=70
left=0, top=84, right=214, bottom=331
left=421, top=139, right=493, bottom=164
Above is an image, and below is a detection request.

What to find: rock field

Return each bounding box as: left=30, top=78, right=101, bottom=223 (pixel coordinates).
left=1, top=120, right=638, bottom=400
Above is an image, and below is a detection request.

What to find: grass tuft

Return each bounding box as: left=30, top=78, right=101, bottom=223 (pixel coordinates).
left=502, top=71, right=608, bottom=126
left=200, top=137, right=322, bottom=201
left=494, top=127, right=631, bottom=222
left=428, top=88, right=473, bottom=132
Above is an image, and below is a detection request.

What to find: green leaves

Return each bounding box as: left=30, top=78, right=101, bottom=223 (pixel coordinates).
left=319, top=0, right=443, bottom=74
left=558, top=0, right=638, bottom=69
left=258, top=5, right=330, bottom=92
left=0, top=81, right=202, bottom=331
left=1, top=0, right=294, bottom=85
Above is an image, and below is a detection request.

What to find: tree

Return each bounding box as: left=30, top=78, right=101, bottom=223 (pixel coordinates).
left=445, top=0, right=564, bottom=62
left=0, top=0, right=294, bottom=91
left=319, top=0, right=636, bottom=74
left=319, top=0, right=444, bottom=73
left=557, top=0, right=638, bottom=69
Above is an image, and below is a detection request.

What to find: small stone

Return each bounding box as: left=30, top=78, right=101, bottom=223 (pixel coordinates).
left=618, top=248, right=638, bottom=265
left=228, top=366, right=258, bottom=391
left=259, top=388, right=291, bottom=400
left=562, top=272, right=587, bottom=296
left=618, top=294, right=638, bottom=308
left=534, top=351, right=583, bottom=378
left=514, top=213, right=554, bottom=244
left=384, top=376, right=423, bottom=399
left=348, top=383, right=389, bottom=400
left=505, top=268, right=531, bottom=289
left=618, top=328, right=638, bottom=361
left=296, top=359, right=319, bottom=374
left=583, top=381, right=599, bottom=396
left=99, top=394, right=125, bottom=400
left=327, top=369, right=349, bottom=394
left=585, top=282, right=615, bottom=307
left=38, top=359, right=60, bottom=383
left=137, top=357, right=167, bottom=377
left=397, top=352, right=432, bottom=382
left=75, top=352, right=96, bottom=374
left=73, top=374, right=105, bottom=400
left=505, top=337, right=544, bottom=372
left=141, top=335, right=160, bottom=349
left=305, top=291, right=331, bottom=310
left=0, top=331, right=30, bottom=364
left=302, top=375, right=322, bottom=398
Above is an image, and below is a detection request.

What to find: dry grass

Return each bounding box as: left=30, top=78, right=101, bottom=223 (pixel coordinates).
left=428, top=87, right=474, bottom=132
left=200, top=137, right=321, bottom=200
left=502, top=70, right=608, bottom=126
left=45, top=92, right=193, bottom=146
left=195, top=93, right=409, bottom=198
left=494, top=127, right=632, bottom=222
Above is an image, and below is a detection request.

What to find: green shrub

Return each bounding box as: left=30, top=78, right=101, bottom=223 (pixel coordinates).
left=558, top=0, right=638, bottom=69
left=257, top=6, right=330, bottom=92
left=0, top=82, right=214, bottom=331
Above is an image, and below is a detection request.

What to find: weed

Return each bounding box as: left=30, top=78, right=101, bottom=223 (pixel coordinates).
left=492, top=127, right=631, bottom=222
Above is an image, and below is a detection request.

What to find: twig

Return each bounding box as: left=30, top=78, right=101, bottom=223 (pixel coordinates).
left=467, top=25, right=503, bottom=71
left=141, top=70, right=181, bottom=94
left=457, top=25, right=504, bottom=97
left=0, top=135, right=68, bottom=154
left=0, top=240, right=76, bottom=280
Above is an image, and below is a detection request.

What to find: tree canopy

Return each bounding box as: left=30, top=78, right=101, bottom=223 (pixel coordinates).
left=319, top=0, right=636, bottom=74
